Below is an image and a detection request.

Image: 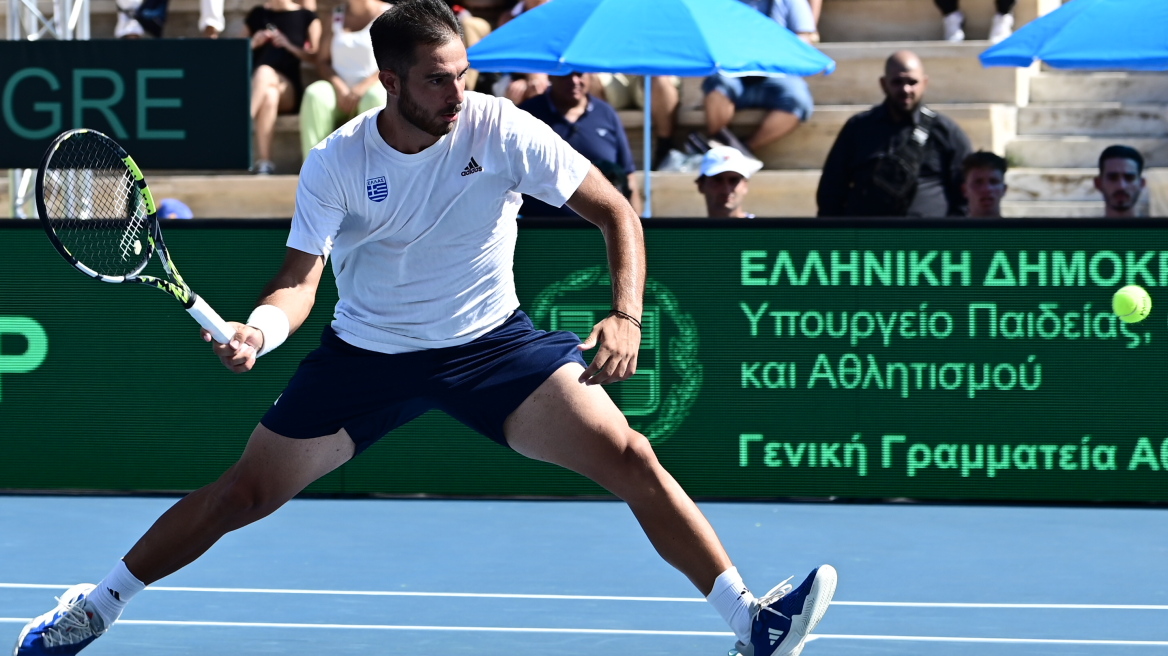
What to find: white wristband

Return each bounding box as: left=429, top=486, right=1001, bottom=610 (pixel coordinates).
left=246, top=304, right=290, bottom=357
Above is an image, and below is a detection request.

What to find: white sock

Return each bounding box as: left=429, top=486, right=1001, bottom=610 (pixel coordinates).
left=88, top=560, right=146, bottom=625
left=706, top=567, right=756, bottom=644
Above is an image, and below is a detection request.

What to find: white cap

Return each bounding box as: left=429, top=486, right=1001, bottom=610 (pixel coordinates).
left=700, top=145, right=763, bottom=179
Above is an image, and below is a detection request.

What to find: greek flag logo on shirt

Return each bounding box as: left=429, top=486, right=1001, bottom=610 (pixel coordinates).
left=366, top=176, right=389, bottom=202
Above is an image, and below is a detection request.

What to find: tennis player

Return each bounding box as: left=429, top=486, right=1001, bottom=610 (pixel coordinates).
left=14, top=2, right=835, bottom=655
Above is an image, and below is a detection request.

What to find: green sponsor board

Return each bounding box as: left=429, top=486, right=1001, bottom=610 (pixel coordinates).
left=0, top=40, right=250, bottom=169
left=3, top=220, right=1168, bottom=502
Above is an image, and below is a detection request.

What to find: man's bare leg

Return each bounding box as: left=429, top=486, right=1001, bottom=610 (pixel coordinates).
left=704, top=90, right=737, bottom=139
left=13, top=426, right=356, bottom=655
left=125, top=426, right=355, bottom=583
left=747, top=110, right=801, bottom=153
left=504, top=363, right=730, bottom=595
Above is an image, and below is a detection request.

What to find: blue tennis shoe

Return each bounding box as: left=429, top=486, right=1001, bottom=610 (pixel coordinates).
left=13, top=584, right=108, bottom=655
left=730, top=565, right=837, bottom=656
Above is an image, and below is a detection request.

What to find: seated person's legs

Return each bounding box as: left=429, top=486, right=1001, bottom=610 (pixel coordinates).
left=504, top=73, right=548, bottom=105
left=459, top=14, right=492, bottom=92
left=935, top=0, right=964, bottom=41
left=357, top=83, right=388, bottom=113
left=621, top=75, right=681, bottom=168
left=702, top=73, right=742, bottom=139
left=299, top=80, right=340, bottom=158
left=990, top=0, right=1015, bottom=43
left=250, top=64, right=295, bottom=174
left=737, top=75, right=813, bottom=153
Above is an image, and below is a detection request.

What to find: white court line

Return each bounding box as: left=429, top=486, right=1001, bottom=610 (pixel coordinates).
left=0, top=618, right=1165, bottom=646
left=0, top=618, right=730, bottom=636
left=2, top=583, right=1167, bottom=610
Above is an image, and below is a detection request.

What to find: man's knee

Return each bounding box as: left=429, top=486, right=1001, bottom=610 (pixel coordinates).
left=612, top=429, right=663, bottom=479
left=205, top=466, right=287, bottom=523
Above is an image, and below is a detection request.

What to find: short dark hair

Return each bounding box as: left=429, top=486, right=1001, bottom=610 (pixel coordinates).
left=1098, top=144, right=1145, bottom=175
left=961, top=151, right=1007, bottom=180
left=370, top=0, right=462, bottom=78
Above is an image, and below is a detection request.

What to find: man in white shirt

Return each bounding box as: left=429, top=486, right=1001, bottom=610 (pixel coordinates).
left=14, top=3, right=835, bottom=656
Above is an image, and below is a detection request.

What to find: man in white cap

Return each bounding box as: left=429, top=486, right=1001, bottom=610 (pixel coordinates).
left=695, top=145, right=763, bottom=218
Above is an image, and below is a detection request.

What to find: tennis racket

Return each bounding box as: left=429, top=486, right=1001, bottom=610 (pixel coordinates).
left=36, top=128, right=236, bottom=344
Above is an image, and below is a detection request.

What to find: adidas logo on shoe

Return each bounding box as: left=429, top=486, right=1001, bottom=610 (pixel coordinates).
left=768, top=627, right=785, bottom=645
left=461, top=157, right=483, bottom=176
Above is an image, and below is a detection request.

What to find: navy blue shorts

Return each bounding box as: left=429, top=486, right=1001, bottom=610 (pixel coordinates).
left=260, top=311, right=586, bottom=453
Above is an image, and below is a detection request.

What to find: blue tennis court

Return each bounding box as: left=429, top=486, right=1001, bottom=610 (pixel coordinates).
left=2, top=495, right=1165, bottom=655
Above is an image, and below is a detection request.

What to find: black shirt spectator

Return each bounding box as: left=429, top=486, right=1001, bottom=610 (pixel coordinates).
left=518, top=72, right=635, bottom=217
left=246, top=4, right=318, bottom=98
left=817, top=50, right=972, bottom=217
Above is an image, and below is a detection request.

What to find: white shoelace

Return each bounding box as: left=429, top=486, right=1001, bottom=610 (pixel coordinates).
left=729, top=575, right=798, bottom=656
left=40, top=593, right=103, bottom=649
left=753, top=575, right=795, bottom=620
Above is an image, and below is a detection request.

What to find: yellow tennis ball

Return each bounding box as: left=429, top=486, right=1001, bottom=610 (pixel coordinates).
left=1112, top=285, right=1152, bottom=323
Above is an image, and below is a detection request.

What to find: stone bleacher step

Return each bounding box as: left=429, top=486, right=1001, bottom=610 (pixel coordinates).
left=1007, top=136, right=1168, bottom=168
left=632, top=170, right=820, bottom=218
left=818, top=0, right=1059, bottom=43
left=810, top=41, right=1031, bottom=106
left=1004, top=168, right=1103, bottom=203
left=150, top=174, right=298, bottom=218
left=1001, top=168, right=1148, bottom=216
left=1029, top=72, right=1168, bottom=104
left=1017, top=104, right=1168, bottom=137
left=1000, top=200, right=1105, bottom=218
left=620, top=103, right=1015, bottom=172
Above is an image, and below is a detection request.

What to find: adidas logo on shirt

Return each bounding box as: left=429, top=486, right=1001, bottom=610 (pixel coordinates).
left=461, top=157, right=483, bottom=176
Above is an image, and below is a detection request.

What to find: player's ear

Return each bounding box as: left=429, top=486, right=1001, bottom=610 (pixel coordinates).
left=379, top=69, right=400, bottom=98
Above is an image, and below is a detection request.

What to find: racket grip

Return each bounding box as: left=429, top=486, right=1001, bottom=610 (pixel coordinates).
left=187, top=294, right=235, bottom=344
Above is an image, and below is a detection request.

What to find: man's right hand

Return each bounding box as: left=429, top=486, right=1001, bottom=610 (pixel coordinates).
left=202, top=322, right=264, bottom=373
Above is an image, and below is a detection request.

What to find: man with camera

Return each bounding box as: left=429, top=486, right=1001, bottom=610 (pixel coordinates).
left=816, top=50, right=971, bottom=218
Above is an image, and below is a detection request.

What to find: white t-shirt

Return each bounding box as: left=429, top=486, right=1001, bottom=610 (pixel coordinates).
left=290, top=91, right=592, bottom=354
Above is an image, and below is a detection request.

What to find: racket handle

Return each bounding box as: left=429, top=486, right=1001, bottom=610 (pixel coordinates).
left=187, top=294, right=235, bottom=344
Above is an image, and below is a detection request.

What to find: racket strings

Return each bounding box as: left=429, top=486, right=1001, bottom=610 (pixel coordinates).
left=42, top=133, right=152, bottom=278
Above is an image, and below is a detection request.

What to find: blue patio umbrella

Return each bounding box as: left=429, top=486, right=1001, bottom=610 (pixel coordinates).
left=467, top=0, right=836, bottom=216
left=980, top=0, right=1168, bottom=70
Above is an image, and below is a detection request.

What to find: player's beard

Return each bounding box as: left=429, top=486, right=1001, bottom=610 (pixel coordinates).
left=398, top=83, right=462, bottom=137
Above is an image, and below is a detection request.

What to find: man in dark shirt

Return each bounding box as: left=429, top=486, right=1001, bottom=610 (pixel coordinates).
left=518, top=71, right=636, bottom=217
left=816, top=50, right=972, bottom=217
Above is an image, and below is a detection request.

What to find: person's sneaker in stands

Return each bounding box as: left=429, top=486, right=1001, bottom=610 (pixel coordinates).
left=943, top=10, right=965, bottom=42
left=989, top=12, right=1014, bottom=44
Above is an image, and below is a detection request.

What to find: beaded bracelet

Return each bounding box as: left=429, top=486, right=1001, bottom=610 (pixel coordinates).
left=609, top=309, right=643, bottom=330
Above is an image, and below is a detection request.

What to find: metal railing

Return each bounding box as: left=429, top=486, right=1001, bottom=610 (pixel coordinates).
left=7, top=0, right=90, bottom=218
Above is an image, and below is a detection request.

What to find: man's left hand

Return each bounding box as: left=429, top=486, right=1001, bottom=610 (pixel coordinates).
left=577, top=314, right=640, bottom=385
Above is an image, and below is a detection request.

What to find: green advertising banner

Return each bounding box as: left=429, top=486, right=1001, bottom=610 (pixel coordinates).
left=3, top=220, right=1168, bottom=502
left=0, top=40, right=250, bottom=169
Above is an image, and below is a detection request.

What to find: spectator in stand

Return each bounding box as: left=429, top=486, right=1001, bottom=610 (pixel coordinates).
left=591, top=74, right=681, bottom=171
left=494, top=0, right=551, bottom=104
left=158, top=198, right=194, bottom=219
left=961, top=151, right=1008, bottom=218
left=808, top=0, right=821, bottom=26
left=246, top=0, right=321, bottom=174
left=517, top=71, right=636, bottom=217
left=817, top=50, right=971, bottom=217
left=701, top=0, right=820, bottom=162
left=299, top=0, right=392, bottom=157
left=695, top=146, right=762, bottom=218
left=1095, top=145, right=1147, bottom=218
left=451, top=4, right=492, bottom=93
left=113, top=0, right=228, bottom=38
left=938, top=0, right=1014, bottom=44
